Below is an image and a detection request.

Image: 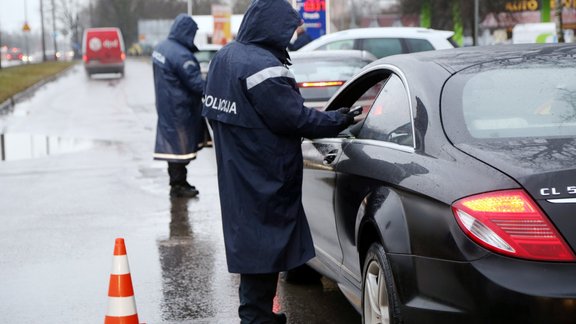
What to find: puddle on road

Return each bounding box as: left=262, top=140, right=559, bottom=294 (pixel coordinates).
left=0, top=133, right=111, bottom=161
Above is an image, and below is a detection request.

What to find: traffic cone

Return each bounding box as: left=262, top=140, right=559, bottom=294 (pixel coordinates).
left=104, top=238, right=140, bottom=324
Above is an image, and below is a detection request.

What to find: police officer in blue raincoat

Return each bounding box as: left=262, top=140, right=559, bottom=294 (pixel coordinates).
left=152, top=14, right=205, bottom=198
left=202, top=0, right=355, bottom=322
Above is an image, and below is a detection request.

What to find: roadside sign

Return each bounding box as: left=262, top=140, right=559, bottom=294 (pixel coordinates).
left=295, top=0, right=328, bottom=40
left=23, top=22, right=31, bottom=32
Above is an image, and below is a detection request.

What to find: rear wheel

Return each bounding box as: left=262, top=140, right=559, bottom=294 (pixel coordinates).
left=362, top=243, right=402, bottom=324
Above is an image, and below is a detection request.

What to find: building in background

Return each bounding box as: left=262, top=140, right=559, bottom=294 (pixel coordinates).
left=136, top=15, right=243, bottom=55
left=323, top=0, right=575, bottom=46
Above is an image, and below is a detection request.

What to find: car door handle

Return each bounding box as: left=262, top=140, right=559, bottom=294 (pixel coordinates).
left=323, top=152, right=338, bottom=165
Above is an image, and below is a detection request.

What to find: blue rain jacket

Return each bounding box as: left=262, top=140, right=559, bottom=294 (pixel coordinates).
left=152, top=14, right=205, bottom=162
left=202, top=0, right=351, bottom=274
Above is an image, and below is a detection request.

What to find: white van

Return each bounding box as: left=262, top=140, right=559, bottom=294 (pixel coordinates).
left=512, top=23, right=558, bottom=44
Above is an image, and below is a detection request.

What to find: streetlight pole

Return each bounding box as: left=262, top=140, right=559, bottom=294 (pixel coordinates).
left=188, top=0, right=193, bottom=15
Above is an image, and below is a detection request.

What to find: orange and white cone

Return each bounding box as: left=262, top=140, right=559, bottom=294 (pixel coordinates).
left=104, top=238, right=140, bottom=324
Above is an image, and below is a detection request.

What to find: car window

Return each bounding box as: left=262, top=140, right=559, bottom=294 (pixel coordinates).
left=461, top=67, right=576, bottom=139
left=318, top=40, right=355, bottom=50
left=358, top=74, right=413, bottom=146
left=405, top=38, right=435, bottom=53
left=350, top=80, right=386, bottom=119
left=361, top=38, right=403, bottom=58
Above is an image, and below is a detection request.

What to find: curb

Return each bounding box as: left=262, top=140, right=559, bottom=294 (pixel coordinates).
left=0, top=63, right=78, bottom=115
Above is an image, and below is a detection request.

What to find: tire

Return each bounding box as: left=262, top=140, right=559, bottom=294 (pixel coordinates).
left=362, top=243, right=403, bottom=324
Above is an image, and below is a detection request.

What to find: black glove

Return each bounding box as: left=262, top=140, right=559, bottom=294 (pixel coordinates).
left=335, top=107, right=353, bottom=124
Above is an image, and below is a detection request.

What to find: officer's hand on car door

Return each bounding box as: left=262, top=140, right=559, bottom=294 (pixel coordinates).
left=337, top=106, right=363, bottom=125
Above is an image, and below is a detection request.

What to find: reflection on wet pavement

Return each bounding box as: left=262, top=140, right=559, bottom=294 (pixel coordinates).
left=158, top=197, right=218, bottom=321
left=0, top=132, right=112, bottom=161
left=157, top=197, right=361, bottom=324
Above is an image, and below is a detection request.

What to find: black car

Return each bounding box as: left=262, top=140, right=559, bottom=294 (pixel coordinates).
left=300, top=44, right=576, bottom=323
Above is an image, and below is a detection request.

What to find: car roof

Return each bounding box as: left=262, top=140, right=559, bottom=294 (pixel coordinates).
left=289, top=50, right=377, bottom=61
left=367, top=43, right=576, bottom=74
left=318, top=27, right=454, bottom=39
left=300, top=27, right=454, bottom=48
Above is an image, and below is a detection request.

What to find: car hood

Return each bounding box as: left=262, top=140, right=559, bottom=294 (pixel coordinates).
left=456, top=138, right=576, bottom=251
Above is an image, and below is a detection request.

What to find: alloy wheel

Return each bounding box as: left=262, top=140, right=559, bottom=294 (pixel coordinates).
left=363, top=259, right=390, bottom=324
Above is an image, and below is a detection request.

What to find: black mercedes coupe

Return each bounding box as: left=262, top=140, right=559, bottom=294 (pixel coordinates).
left=300, top=44, right=576, bottom=323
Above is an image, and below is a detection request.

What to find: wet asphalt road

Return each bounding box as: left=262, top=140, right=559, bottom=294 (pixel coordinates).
left=0, top=59, right=361, bottom=323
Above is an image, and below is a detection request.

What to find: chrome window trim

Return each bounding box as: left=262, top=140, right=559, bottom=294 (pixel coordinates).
left=303, top=137, right=415, bottom=153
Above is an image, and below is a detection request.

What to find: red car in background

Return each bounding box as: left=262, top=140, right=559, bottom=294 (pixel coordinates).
left=5, top=47, right=24, bottom=61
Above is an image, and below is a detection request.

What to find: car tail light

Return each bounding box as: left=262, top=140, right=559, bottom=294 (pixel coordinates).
left=121, top=52, right=126, bottom=61
left=452, top=190, right=575, bottom=261
left=297, top=81, right=344, bottom=88
left=82, top=55, right=88, bottom=62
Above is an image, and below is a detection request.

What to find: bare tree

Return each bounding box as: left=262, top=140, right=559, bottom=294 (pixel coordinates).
left=56, top=0, right=83, bottom=58
left=92, top=0, right=142, bottom=47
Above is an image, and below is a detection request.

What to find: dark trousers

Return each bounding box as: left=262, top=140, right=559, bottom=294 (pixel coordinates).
left=239, top=273, right=279, bottom=324
left=167, top=161, right=189, bottom=186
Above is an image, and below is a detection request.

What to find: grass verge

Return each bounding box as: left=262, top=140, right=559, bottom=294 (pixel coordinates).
left=0, top=61, right=77, bottom=104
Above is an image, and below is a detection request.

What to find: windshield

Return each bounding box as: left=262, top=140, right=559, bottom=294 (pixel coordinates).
left=443, top=58, right=576, bottom=142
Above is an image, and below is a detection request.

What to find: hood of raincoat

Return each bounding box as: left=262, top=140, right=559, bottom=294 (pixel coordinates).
left=168, top=13, right=199, bottom=52
left=236, top=0, right=301, bottom=55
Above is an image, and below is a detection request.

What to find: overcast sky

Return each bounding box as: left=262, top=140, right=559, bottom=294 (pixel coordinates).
left=0, top=0, right=35, bottom=32
left=0, top=0, right=88, bottom=33
left=0, top=0, right=41, bottom=33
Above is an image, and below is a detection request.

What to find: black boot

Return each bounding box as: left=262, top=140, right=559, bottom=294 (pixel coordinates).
left=184, top=182, right=198, bottom=192
left=274, top=313, right=287, bottom=324
left=170, top=185, right=199, bottom=198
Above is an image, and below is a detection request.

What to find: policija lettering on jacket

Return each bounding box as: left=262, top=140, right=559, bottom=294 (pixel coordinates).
left=203, top=95, right=238, bottom=114
left=201, top=0, right=356, bottom=323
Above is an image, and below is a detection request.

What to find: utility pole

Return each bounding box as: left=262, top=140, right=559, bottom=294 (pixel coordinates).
left=89, top=0, right=93, bottom=27
left=555, top=0, right=565, bottom=42
left=0, top=17, right=3, bottom=70
left=473, top=0, right=479, bottom=46
left=40, top=0, right=47, bottom=62
left=24, top=0, right=30, bottom=63
left=188, top=0, right=193, bottom=15
left=51, top=0, right=58, bottom=60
